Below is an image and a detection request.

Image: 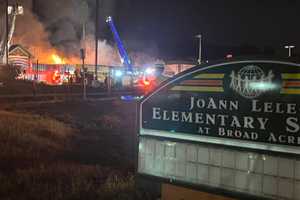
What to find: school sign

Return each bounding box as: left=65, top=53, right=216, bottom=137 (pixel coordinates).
left=138, top=60, right=300, bottom=199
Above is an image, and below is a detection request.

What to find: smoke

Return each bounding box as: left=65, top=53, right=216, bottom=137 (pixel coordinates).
left=12, top=0, right=161, bottom=66
left=35, top=0, right=90, bottom=55
left=13, top=8, right=58, bottom=63
left=12, top=1, right=119, bottom=65
left=33, top=0, right=114, bottom=53
left=76, top=34, right=121, bottom=66
left=13, top=8, right=122, bottom=66
left=130, top=52, right=164, bottom=67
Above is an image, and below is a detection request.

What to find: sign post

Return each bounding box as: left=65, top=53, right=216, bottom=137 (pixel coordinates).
left=138, top=59, right=300, bottom=200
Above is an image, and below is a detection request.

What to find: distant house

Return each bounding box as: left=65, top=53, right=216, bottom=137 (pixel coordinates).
left=8, top=44, right=33, bottom=69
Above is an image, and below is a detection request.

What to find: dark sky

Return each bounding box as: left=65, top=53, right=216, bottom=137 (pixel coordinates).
left=108, top=0, right=300, bottom=60
left=27, top=0, right=300, bottom=61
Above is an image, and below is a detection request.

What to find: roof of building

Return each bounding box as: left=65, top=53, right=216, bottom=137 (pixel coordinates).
left=165, top=59, right=197, bottom=65
left=9, top=44, right=33, bottom=58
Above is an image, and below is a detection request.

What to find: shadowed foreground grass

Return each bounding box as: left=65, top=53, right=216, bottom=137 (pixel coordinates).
left=0, top=110, right=147, bottom=200
left=0, top=111, right=72, bottom=164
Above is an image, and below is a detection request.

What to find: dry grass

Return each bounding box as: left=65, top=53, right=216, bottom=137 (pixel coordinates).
left=0, top=162, right=140, bottom=200
left=0, top=110, right=72, bottom=139
left=95, top=114, right=122, bottom=131
left=0, top=111, right=73, bottom=165
left=0, top=162, right=146, bottom=200
left=0, top=109, right=149, bottom=200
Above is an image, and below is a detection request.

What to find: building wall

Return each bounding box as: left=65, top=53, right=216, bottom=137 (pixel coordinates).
left=164, top=63, right=195, bottom=76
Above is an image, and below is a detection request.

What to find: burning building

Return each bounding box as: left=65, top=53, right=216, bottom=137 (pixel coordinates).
left=2, top=0, right=166, bottom=87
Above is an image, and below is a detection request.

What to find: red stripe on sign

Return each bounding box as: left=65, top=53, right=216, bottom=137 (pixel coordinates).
left=283, top=81, right=300, bottom=87
left=181, top=80, right=223, bottom=86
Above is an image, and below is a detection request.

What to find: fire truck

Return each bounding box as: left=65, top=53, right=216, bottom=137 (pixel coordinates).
left=106, top=16, right=168, bottom=95
left=19, top=64, right=76, bottom=85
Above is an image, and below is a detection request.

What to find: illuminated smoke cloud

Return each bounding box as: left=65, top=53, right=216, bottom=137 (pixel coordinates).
left=13, top=8, right=57, bottom=63
left=34, top=0, right=89, bottom=55
left=11, top=0, right=119, bottom=65
left=10, top=0, right=160, bottom=66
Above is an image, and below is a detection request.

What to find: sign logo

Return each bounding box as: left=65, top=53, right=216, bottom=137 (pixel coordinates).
left=230, top=65, right=274, bottom=99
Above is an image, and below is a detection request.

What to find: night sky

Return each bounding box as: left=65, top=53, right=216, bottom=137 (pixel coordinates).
left=110, top=0, right=300, bottom=60
left=29, top=0, right=300, bottom=61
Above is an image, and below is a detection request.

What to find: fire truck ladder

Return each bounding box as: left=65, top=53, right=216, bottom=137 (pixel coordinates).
left=106, top=16, right=132, bottom=73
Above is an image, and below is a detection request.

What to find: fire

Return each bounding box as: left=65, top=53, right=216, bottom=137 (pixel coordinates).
left=52, top=54, right=66, bottom=64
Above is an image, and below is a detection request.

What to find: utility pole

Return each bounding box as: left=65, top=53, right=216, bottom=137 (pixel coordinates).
left=81, top=24, right=87, bottom=100
left=5, top=0, right=9, bottom=65
left=285, top=45, right=295, bottom=57
left=95, top=0, right=99, bottom=80
left=82, top=22, right=86, bottom=51
left=36, top=59, right=39, bottom=81
left=80, top=49, right=87, bottom=100
left=196, top=34, right=202, bottom=65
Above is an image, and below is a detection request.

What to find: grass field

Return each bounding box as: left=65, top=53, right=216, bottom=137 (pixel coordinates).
left=0, top=100, right=149, bottom=200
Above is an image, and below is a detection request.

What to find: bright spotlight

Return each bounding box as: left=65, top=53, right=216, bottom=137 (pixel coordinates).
left=250, top=82, right=277, bottom=91
left=145, top=68, right=155, bottom=74
left=17, top=6, right=24, bottom=15
left=115, top=70, right=123, bottom=77
left=8, top=6, right=13, bottom=14
left=106, top=16, right=112, bottom=23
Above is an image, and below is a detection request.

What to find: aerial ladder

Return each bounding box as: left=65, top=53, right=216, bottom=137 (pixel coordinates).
left=106, top=16, right=166, bottom=94
left=106, top=16, right=133, bottom=73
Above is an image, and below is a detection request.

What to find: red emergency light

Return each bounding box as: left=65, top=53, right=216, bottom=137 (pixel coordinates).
left=143, top=79, right=151, bottom=86
left=226, top=54, right=233, bottom=59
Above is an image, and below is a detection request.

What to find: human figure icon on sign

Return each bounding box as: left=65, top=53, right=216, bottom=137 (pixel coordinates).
left=230, top=71, right=235, bottom=88
left=243, top=76, right=250, bottom=93
left=237, top=74, right=242, bottom=91
left=266, top=71, right=274, bottom=83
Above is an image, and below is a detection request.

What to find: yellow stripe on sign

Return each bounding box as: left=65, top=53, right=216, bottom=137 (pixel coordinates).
left=171, top=86, right=224, bottom=92
left=281, top=88, right=300, bottom=95
left=282, top=74, right=300, bottom=79
left=194, top=73, right=225, bottom=79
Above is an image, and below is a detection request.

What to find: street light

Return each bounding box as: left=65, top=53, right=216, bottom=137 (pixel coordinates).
left=284, top=45, right=295, bottom=57
left=8, top=5, right=24, bottom=15
left=196, top=34, right=202, bottom=65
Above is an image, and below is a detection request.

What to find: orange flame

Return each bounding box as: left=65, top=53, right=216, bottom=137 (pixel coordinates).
left=52, top=54, right=66, bottom=64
